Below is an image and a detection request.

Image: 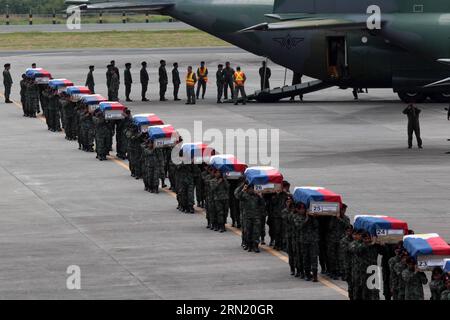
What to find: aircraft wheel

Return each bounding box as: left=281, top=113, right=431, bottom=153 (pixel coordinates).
left=429, top=93, right=450, bottom=103
left=397, top=91, right=427, bottom=103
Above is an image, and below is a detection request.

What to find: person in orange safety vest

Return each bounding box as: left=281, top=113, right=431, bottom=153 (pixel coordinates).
left=196, top=61, right=208, bottom=100
left=233, top=66, right=247, bottom=105
left=186, top=66, right=197, bottom=105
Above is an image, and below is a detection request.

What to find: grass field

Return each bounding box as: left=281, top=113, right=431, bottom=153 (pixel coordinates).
left=0, top=30, right=229, bottom=50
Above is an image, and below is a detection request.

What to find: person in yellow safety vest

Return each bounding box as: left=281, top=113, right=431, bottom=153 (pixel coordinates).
left=186, top=66, right=198, bottom=105
left=233, top=66, right=247, bottom=105
left=196, top=61, right=208, bottom=100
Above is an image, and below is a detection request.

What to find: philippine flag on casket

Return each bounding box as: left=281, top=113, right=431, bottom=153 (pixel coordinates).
left=181, top=143, right=216, bottom=163
left=133, top=113, right=164, bottom=127
left=292, top=187, right=342, bottom=207
left=48, top=79, right=74, bottom=89
left=99, top=101, right=126, bottom=112
left=209, top=154, right=248, bottom=174
left=403, top=233, right=450, bottom=258
left=444, top=259, right=450, bottom=273
left=354, top=215, right=409, bottom=237
left=25, top=68, right=52, bottom=79
left=244, top=166, right=283, bottom=185
left=65, top=86, right=91, bottom=95
left=81, top=94, right=107, bottom=105
left=148, top=125, right=176, bottom=140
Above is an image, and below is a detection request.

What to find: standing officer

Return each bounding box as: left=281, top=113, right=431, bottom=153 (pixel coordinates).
left=172, top=62, right=181, bottom=101
left=403, top=104, right=423, bottom=149
left=233, top=66, right=247, bottom=105
left=196, top=61, right=208, bottom=100
left=140, top=61, right=150, bottom=102
left=290, top=73, right=303, bottom=101
left=185, top=66, right=197, bottom=105
left=106, top=64, right=112, bottom=97
left=124, top=63, right=133, bottom=102
left=110, top=60, right=120, bottom=81
left=109, top=67, right=120, bottom=102
left=222, top=62, right=235, bottom=100
left=216, top=64, right=225, bottom=104
left=259, top=61, right=271, bottom=91
left=3, top=63, right=13, bottom=103
left=85, top=65, right=95, bottom=94
left=159, top=60, right=168, bottom=101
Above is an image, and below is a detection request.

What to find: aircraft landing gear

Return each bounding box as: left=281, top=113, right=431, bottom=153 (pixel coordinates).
left=397, top=91, right=427, bottom=103
left=429, top=93, right=450, bottom=103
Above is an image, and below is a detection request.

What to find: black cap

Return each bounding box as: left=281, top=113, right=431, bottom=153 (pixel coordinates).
left=141, top=61, right=147, bottom=66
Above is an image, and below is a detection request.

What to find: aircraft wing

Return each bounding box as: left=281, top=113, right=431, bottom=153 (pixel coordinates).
left=239, top=16, right=374, bottom=33
left=65, top=1, right=174, bottom=12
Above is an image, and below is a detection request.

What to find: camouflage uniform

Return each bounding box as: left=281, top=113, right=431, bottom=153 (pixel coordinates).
left=126, top=127, right=144, bottom=178
left=300, top=215, right=320, bottom=279
left=75, top=104, right=83, bottom=149
left=211, top=176, right=230, bottom=231
left=154, top=147, right=166, bottom=190
left=236, top=188, right=265, bottom=250
left=40, top=87, right=51, bottom=129
left=201, top=170, right=213, bottom=227
left=178, top=163, right=195, bottom=212
left=228, top=179, right=241, bottom=227
left=393, top=260, right=408, bottom=300
left=80, top=110, right=95, bottom=152
left=429, top=279, right=445, bottom=300
left=20, top=79, right=28, bottom=116
left=293, top=213, right=305, bottom=277
left=270, top=191, right=289, bottom=249
left=340, top=234, right=354, bottom=299
left=27, top=81, right=40, bottom=117
left=358, top=243, right=381, bottom=300
left=441, top=289, right=450, bottom=300
left=109, top=72, right=120, bottom=102
left=388, top=255, right=401, bottom=300
left=234, top=183, right=247, bottom=247
left=349, top=240, right=364, bottom=300
left=193, top=166, right=205, bottom=207
left=62, top=100, right=77, bottom=140
left=142, top=143, right=159, bottom=191
left=284, top=208, right=296, bottom=274
left=402, top=268, right=428, bottom=300
left=47, top=91, right=62, bottom=132
left=93, top=113, right=110, bottom=160
left=327, top=216, right=350, bottom=277
left=167, top=147, right=177, bottom=190
left=116, top=115, right=131, bottom=158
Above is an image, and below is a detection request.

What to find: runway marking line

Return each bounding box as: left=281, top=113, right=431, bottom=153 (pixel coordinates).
left=1, top=92, right=347, bottom=298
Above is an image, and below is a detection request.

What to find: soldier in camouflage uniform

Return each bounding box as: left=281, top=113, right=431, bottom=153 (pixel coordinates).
left=270, top=181, right=290, bottom=250
left=108, top=67, right=120, bottom=102
left=429, top=267, right=445, bottom=300
left=75, top=103, right=84, bottom=150
left=79, top=107, right=95, bottom=152
left=402, top=257, right=428, bottom=300
left=93, top=110, right=110, bottom=161
left=19, top=75, right=28, bottom=117
left=201, top=166, right=213, bottom=228
left=61, top=93, right=77, bottom=141
left=142, top=139, right=160, bottom=193
left=440, top=278, right=450, bottom=300
left=228, top=177, right=241, bottom=228
left=40, top=85, right=51, bottom=129
left=282, top=196, right=296, bottom=275
left=211, top=169, right=230, bottom=232
left=234, top=181, right=247, bottom=248
left=327, top=204, right=350, bottom=280
left=388, top=244, right=404, bottom=300
left=27, top=78, right=40, bottom=118
left=236, top=184, right=265, bottom=253
left=47, top=88, right=62, bottom=132
left=178, top=162, right=196, bottom=213
left=126, top=124, right=144, bottom=179
left=116, top=109, right=132, bottom=159
left=358, top=232, right=381, bottom=300
left=193, top=164, right=205, bottom=208
left=154, top=146, right=167, bottom=193
left=393, top=251, right=409, bottom=300
left=298, top=202, right=320, bottom=282
left=340, top=225, right=354, bottom=299
left=293, top=204, right=305, bottom=278
left=349, top=230, right=364, bottom=300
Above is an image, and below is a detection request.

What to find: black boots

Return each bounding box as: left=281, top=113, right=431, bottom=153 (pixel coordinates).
left=312, top=270, right=318, bottom=282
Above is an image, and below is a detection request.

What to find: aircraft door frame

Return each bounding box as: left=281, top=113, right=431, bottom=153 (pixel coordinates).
left=326, top=36, right=347, bottom=79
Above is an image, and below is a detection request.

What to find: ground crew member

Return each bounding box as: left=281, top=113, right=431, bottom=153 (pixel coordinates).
left=3, top=63, right=13, bottom=103
left=116, top=109, right=132, bottom=160
left=196, top=61, right=208, bottom=100
left=140, top=61, right=149, bottom=102
left=124, top=63, right=132, bottom=102
left=159, top=60, right=168, bottom=101
left=93, top=110, right=110, bottom=161
left=236, top=184, right=265, bottom=253
left=185, top=66, right=197, bottom=105
left=211, top=170, right=229, bottom=233
left=233, top=66, right=247, bottom=105
left=172, top=62, right=181, bottom=101
left=259, top=61, right=271, bottom=91
left=216, top=64, right=225, bottom=104
left=403, top=104, right=423, bottom=149
left=298, top=202, right=319, bottom=282
left=20, top=74, right=27, bottom=116
left=402, top=257, right=428, bottom=300
left=222, top=62, right=235, bottom=100
left=85, top=65, right=95, bottom=94
left=327, top=204, right=350, bottom=280
left=290, top=73, right=303, bottom=101
left=109, top=67, right=120, bottom=102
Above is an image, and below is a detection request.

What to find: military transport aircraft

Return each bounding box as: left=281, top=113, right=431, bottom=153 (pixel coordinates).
left=66, top=0, right=450, bottom=103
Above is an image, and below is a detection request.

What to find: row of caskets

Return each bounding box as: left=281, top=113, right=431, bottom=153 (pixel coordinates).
left=26, top=67, right=450, bottom=272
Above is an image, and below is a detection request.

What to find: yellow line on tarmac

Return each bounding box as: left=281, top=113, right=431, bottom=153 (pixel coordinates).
left=2, top=92, right=348, bottom=298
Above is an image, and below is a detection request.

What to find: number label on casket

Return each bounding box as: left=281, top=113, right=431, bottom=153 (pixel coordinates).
left=376, top=229, right=388, bottom=236
left=310, top=202, right=339, bottom=214
left=417, top=260, right=428, bottom=268
left=255, top=183, right=274, bottom=191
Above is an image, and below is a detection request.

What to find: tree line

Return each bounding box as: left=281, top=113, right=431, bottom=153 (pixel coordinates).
left=1, top=0, right=66, bottom=14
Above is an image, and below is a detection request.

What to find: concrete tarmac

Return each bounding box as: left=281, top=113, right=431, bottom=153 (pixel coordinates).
left=0, top=47, right=448, bottom=299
